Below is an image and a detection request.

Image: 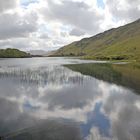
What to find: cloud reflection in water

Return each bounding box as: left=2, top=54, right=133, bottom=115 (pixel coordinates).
left=0, top=60, right=140, bottom=140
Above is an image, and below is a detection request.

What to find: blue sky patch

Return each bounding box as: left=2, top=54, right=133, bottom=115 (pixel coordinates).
left=80, top=102, right=110, bottom=138
left=20, top=0, right=38, bottom=6
left=97, top=0, right=105, bottom=9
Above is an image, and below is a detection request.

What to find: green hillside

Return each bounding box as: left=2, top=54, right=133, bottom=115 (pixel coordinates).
left=54, top=19, right=140, bottom=62
left=0, top=48, right=31, bottom=58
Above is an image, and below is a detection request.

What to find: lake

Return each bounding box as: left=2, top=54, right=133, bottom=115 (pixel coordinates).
left=0, top=57, right=140, bottom=140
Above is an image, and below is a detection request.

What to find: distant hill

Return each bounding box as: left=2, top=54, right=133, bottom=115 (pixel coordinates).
left=28, top=50, right=47, bottom=56
left=54, top=19, right=140, bottom=61
left=28, top=50, right=57, bottom=57
left=0, top=48, right=31, bottom=58
left=44, top=50, right=57, bottom=56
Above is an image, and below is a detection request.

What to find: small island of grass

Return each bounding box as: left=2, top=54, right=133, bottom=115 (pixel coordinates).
left=0, top=48, right=31, bottom=58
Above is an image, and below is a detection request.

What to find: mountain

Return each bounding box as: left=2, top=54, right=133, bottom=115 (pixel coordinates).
left=28, top=50, right=57, bottom=57
left=0, top=48, right=31, bottom=58
left=44, top=50, right=57, bottom=56
left=54, top=19, right=140, bottom=61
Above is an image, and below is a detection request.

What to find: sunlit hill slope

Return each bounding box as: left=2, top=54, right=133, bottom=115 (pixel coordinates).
left=54, top=19, right=140, bottom=61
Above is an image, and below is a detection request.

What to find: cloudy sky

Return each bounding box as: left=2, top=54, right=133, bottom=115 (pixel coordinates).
left=0, top=0, right=140, bottom=51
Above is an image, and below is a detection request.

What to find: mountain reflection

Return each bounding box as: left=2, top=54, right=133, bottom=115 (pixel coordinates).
left=0, top=58, right=140, bottom=140
left=66, top=63, right=140, bottom=94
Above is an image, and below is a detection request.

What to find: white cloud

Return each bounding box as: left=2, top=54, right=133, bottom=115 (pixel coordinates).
left=0, top=0, right=139, bottom=51
left=69, top=28, right=86, bottom=36
left=41, top=0, right=103, bottom=34
left=104, top=0, right=140, bottom=22
left=0, top=12, right=38, bottom=40
left=0, top=0, right=18, bottom=13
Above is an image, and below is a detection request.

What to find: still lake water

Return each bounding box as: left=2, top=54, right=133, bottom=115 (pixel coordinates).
left=0, top=57, right=140, bottom=140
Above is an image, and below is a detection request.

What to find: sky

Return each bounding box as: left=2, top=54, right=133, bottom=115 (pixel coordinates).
left=0, top=0, right=140, bottom=51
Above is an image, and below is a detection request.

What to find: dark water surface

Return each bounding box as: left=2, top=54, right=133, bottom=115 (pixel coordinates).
left=0, top=57, right=140, bottom=140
